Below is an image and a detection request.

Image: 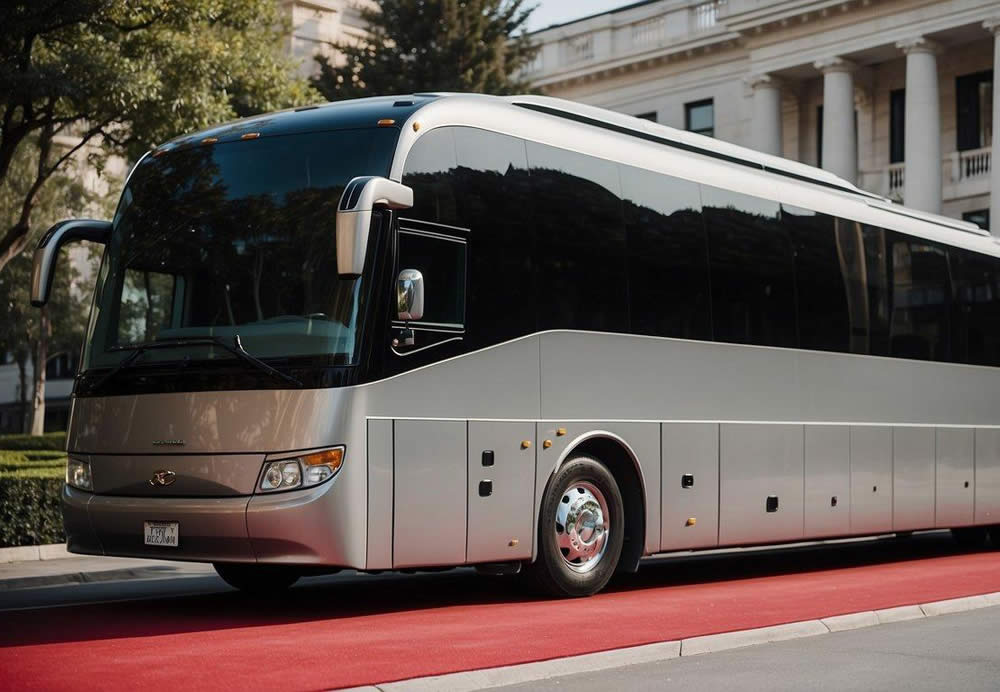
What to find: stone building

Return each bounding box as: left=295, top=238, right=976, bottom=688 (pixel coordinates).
left=277, top=0, right=374, bottom=77
left=526, top=0, right=997, bottom=230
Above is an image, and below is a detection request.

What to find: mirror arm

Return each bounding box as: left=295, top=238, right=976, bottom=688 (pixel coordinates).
left=31, top=219, right=112, bottom=307
left=336, top=176, right=413, bottom=277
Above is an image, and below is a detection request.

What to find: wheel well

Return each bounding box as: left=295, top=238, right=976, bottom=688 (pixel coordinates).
left=571, top=436, right=646, bottom=573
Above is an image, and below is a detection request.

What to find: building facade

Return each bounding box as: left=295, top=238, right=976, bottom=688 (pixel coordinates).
left=277, top=0, right=374, bottom=77
left=526, top=0, right=997, bottom=229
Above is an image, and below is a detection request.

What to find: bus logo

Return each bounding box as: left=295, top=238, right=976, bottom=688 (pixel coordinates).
left=149, top=470, right=177, bottom=487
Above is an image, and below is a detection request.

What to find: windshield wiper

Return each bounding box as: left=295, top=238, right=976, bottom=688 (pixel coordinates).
left=88, top=335, right=303, bottom=393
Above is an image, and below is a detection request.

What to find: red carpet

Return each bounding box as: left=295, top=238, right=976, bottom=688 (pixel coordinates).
left=2, top=537, right=999, bottom=691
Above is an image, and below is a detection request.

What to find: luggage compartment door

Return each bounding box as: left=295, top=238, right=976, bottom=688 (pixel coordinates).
left=393, top=419, right=467, bottom=568
left=467, top=422, right=535, bottom=563
left=935, top=428, right=974, bottom=528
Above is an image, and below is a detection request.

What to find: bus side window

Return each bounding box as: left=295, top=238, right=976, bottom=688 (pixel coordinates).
left=622, top=165, right=711, bottom=341
left=401, top=128, right=459, bottom=227
left=702, top=186, right=796, bottom=348
left=526, top=141, right=627, bottom=333
left=888, top=232, right=952, bottom=362
left=397, top=230, right=467, bottom=329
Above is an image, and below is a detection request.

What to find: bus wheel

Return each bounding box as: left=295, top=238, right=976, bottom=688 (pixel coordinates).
left=989, top=526, right=1000, bottom=549
left=951, top=527, right=990, bottom=549
left=214, top=563, right=300, bottom=593
left=529, top=456, right=624, bottom=597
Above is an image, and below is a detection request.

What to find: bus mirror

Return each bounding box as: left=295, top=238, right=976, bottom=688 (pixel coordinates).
left=31, top=219, right=112, bottom=307
left=397, top=269, right=424, bottom=322
left=337, top=176, right=413, bottom=277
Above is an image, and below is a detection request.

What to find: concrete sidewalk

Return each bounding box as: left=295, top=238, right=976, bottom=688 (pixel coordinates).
left=0, top=554, right=215, bottom=591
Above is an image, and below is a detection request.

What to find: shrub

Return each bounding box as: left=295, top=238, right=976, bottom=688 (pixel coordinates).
left=0, top=473, right=65, bottom=547
left=0, top=432, right=67, bottom=451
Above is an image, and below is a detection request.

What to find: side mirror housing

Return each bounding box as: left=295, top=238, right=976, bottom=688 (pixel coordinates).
left=336, top=176, right=413, bottom=277
left=31, top=219, right=112, bottom=307
left=397, top=269, right=424, bottom=322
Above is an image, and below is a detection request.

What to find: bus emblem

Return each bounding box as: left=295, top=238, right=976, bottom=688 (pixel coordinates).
left=149, top=470, right=177, bottom=487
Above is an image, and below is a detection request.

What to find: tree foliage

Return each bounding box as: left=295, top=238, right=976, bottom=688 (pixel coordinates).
left=0, top=141, right=96, bottom=432
left=313, top=0, right=538, bottom=101
left=0, top=0, right=314, bottom=272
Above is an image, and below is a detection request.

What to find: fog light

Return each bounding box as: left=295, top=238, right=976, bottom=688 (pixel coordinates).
left=66, top=458, right=92, bottom=491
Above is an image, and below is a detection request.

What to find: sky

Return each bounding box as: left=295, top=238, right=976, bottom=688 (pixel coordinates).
left=525, top=0, right=633, bottom=32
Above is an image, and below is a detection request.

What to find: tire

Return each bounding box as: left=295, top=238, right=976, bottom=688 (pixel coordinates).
left=951, top=527, right=990, bottom=549
left=527, top=455, right=625, bottom=597
left=213, top=563, right=300, bottom=593
left=989, top=526, right=1000, bottom=549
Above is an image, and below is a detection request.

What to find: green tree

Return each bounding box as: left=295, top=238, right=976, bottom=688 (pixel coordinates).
left=313, top=0, right=537, bottom=101
left=0, top=142, right=96, bottom=433
left=0, top=0, right=314, bottom=272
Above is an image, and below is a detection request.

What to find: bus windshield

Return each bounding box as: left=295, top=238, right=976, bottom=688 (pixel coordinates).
left=82, top=127, right=398, bottom=374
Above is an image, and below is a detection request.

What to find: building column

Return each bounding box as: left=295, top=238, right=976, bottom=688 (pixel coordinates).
left=814, top=57, right=857, bottom=183
left=747, top=74, right=783, bottom=156
left=896, top=37, right=942, bottom=214
left=985, top=19, right=1000, bottom=231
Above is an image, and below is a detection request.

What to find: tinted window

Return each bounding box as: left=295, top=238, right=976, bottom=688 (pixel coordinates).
left=527, top=142, right=627, bottom=332
left=953, top=249, right=1000, bottom=366
left=783, top=206, right=849, bottom=352
left=862, top=226, right=891, bottom=356
left=622, top=166, right=711, bottom=340
left=888, top=232, right=951, bottom=361
left=402, top=128, right=459, bottom=226
left=453, top=128, right=535, bottom=346
left=703, top=187, right=796, bottom=347
left=398, top=230, right=466, bottom=327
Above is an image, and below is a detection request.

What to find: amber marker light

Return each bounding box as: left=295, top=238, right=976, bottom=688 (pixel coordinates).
left=240, top=132, right=261, bottom=140
left=201, top=137, right=219, bottom=144
left=377, top=118, right=396, bottom=127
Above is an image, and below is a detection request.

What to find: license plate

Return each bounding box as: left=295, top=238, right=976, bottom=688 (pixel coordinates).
left=144, top=521, right=179, bottom=547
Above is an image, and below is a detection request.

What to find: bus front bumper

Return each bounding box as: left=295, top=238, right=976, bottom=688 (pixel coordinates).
left=62, top=480, right=350, bottom=566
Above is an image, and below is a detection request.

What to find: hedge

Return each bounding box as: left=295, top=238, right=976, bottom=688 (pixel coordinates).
left=0, top=444, right=67, bottom=547
left=0, top=432, right=67, bottom=451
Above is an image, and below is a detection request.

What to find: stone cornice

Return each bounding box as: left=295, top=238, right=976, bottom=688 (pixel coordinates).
left=896, top=36, right=941, bottom=55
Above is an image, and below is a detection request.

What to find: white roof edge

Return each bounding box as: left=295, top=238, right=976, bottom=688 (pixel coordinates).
left=499, top=94, right=880, bottom=198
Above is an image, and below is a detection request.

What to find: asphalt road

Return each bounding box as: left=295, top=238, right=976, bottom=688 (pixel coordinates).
left=496, top=606, right=1000, bottom=692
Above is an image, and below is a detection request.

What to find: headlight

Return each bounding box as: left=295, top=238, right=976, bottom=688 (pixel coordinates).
left=66, top=458, right=93, bottom=491
left=258, top=446, right=344, bottom=493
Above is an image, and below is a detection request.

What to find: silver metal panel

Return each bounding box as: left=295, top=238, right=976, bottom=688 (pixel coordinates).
left=246, top=476, right=354, bottom=565
left=87, top=494, right=253, bottom=562
left=537, top=331, right=1000, bottom=426
left=89, top=454, right=265, bottom=496
left=467, top=422, right=534, bottom=563
left=975, top=429, right=1000, bottom=525
left=893, top=427, right=936, bottom=531
left=534, top=422, right=660, bottom=559
left=660, top=423, right=719, bottom=551
left=850, top=426, right=893, bottom=534
left=366, top=419, right=394, bottom=569
left=935, top=428, right=974, bottom=528
left=719, top=424, right=803, bottom=546
left=804, top=425, right=850, bottom=538
left=392, top=419, right=467, bottom=568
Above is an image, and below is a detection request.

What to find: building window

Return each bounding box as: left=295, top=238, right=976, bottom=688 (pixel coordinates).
left=963, top=209, right=990, bottom=232
left=634, top=111, right=657, bottom=122
left=816, top=105, right=823, bottom=168
left=956, top=70, right=993, bottom=151
left=890, top=88, right=905, bottom=164
left=685, top=99, right=714, bottom=137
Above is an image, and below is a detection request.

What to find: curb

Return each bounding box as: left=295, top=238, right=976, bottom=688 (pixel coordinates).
left=339, top=591, right=1000, bottom=692
left=0, top=543, right=69, bottom=564
left=0, top=565, right=193, bottom=592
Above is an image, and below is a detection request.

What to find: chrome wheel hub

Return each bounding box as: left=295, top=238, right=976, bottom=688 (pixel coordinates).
left=554, top=481, right=610, bottom=573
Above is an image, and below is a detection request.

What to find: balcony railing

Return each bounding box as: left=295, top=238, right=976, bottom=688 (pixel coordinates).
left=693, top=0, right=727, bottom=32
left=878, top=147, right=991, bottom=200
left=887, top=162, right=904, bottom=195
left=953, top=146, right=991, bottom=181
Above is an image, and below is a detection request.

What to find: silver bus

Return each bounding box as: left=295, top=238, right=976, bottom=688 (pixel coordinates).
left=32, top=94, right=1000, bottom=597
